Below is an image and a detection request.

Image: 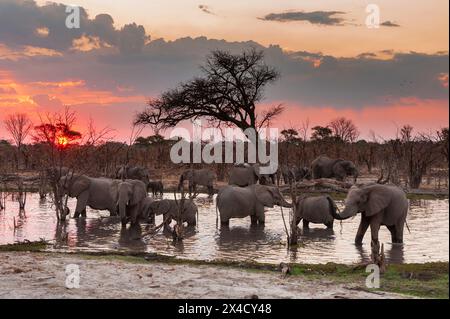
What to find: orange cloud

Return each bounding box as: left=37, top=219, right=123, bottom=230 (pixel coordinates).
left=0, top=69, right=144, bottom=116
left=0, top=44, right=62, bottom=61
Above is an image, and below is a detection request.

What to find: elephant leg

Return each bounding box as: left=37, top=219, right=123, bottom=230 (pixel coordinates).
left=220, top=219, right=230, bottom=227
left=250, top=215, right=258, bottom=225
left=188, top=216, right=197, bottom=226
left=295, top=217, right=302, bottom=226
left=369, top=215, right=382, bottom=258
left=395, top=222, right=405, bottom=244
left=108, top=207, right=117, bottom=217
left=163, top=214, right=172, bottom=226
left=130, top=206, right=139, bottom=226
left=207, top=185, right=213, bottom=197
left=73, top=192, right=89, bottom=218
left=325, top=220, right=334, bottom=229
left=355, top=215, right=370, bottom=245
left=387, top=225, right=397, bottom=243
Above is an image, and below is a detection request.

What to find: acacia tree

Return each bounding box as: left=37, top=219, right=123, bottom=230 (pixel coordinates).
left=3, top=113, right=33, bottom=170
left=135, top=48, right=281, bottom=141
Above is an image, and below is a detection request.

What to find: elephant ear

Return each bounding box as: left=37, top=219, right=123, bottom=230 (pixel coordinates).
left=109, top=180, right=120, bottom=204
left=255, top=185, right=275, bottom=208
left=131, top=181, right=147, bottom=205
left=363, top=187, right=391, bottom=216
left=70, top=176, right=90, bottom=198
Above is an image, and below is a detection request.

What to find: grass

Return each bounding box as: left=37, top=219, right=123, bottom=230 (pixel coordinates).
left=0, top=240, right=49, bottom=252
left=288, top=262, right=449, bottom=299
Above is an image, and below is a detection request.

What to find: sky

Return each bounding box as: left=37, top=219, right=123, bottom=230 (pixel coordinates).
left=0, top=0, right=448, bottom=141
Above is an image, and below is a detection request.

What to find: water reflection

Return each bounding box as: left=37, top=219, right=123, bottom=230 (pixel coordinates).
left=0, top=193, right=447, bottom=264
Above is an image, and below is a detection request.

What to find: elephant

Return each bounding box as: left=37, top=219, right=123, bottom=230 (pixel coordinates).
left=141, top=197, right=155, bottom=223
left=277, top=165, right=309, bottom=185
left=59, top=175, right=118, bottom=218
left=148, top=180, right=164, bottom=196
left=110, top=179, right=148, bottom=227
left=330, top=184, right=408, bottom=254
left=217, top=184, right=292, bottom=226
left=228, top=163, right=260, bottom=186
left=178, top=168, right=215, bottom=197
left=142, top=199, right=198, bottom=226
left=116, top=165, right=150, bottom=185
left=293, top=166, right=312, bottom=181
left=276, top=165, right=293, bottom=185
left=259, top=168, right=277, bottom=185
left=311, top=155, right=358, bottom=182
left=295, top=195, right=337, bottom=229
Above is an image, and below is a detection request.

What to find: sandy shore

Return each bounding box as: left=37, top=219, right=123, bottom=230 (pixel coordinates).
left=0, top=252, right=410, bottom=299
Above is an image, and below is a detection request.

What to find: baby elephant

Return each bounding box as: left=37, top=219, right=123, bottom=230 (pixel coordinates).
left=148, top=180, right=164, bottom=196
left=142, top=199, right=198, bottom=226
left=295, top=195, right=337, bottom=229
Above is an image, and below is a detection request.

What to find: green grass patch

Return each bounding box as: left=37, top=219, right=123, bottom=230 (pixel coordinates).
left=288, top=262, right=449, bottom=299
left=0, top=240, right=49, bottom=252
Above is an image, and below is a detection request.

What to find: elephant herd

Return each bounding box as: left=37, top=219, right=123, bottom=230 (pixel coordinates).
left=55, top=155, right=409, bottom=252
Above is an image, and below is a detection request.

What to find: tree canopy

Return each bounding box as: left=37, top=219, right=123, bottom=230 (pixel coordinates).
left=135, top=48, right=281, bottom=134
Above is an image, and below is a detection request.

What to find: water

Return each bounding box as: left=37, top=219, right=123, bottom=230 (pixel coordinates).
left=0, top=193, right=448, bottom=264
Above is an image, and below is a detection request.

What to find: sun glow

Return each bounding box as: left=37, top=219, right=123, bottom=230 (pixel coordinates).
left=56, top=135, right=69, bottom=148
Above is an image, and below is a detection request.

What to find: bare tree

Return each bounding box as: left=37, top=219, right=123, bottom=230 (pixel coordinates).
left=328, top=117, right=360, bottom=143
left=33, top=107, right=82, bottom=221
left=3, top=113, right=33, bottom=169
left=135, top=48, right=281, bottom=140
left=399, top=125, right=441, bottom=189
left=437, top=127, right=449, bottom=165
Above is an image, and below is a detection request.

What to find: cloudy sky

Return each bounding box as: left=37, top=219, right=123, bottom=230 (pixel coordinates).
left=0, top=0, right=448, bottom=141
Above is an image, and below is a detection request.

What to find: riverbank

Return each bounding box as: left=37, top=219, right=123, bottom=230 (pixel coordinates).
left=0, top=243, right=448, bottom=299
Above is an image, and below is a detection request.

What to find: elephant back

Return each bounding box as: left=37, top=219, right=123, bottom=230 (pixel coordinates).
left=229, top=165, right=258, bottom=186
left=302, top=196, right=334, bottom=224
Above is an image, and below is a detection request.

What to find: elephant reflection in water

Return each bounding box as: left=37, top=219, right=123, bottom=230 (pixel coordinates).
left=69, top=218, right=122, bottom=248
left=355, top=244, right=405, bottom=264
left=119, top=224, right=147, bottom=250
left=216, top=225, right=270, bottom=247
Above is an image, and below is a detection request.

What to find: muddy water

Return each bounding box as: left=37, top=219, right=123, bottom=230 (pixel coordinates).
left=0, top=193, right=448, bottom=264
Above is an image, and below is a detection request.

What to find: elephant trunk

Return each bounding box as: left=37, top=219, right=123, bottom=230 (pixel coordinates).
left=118, top=192, right=128, bottom=226
left=280, top=198, right=293, bottom=208
left=326, top=196, right=350, bottom=220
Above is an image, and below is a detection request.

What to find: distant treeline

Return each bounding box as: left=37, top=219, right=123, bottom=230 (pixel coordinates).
left=1, top=125, right=448, bottom=189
